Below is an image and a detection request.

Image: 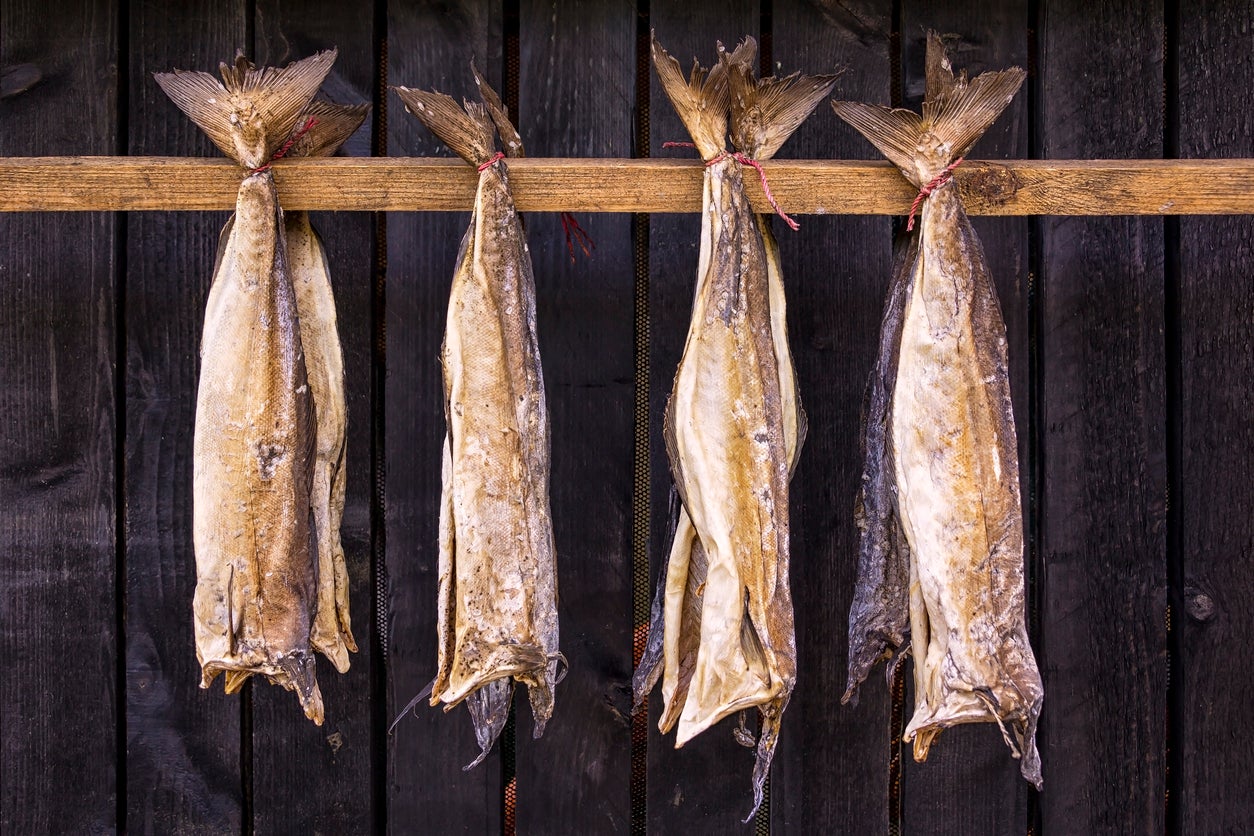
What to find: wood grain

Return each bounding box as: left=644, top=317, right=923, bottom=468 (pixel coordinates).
left=123, top=2, right=248, bottom=833
left=250, top=4, right=379, bottom=833
left=645, top=6, right=762, bottom=832
left=0, top=0, right=119, bottom=831
left=383, top=3, right=505, bottom=834
left=514, top=1, right=636, bottom=831
left=1176, top=1, right=1254, bottom=832
left=4, top=156, right=1254, bottom=214
left=896, top=9, right=1033, bottom=835
left=768, top=2, right=894, bottom=833
left=1037, top=1, right=1168, bottom=833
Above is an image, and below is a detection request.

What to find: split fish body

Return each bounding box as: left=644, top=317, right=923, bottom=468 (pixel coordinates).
left=157, top=50, right=346, bottom=723
left=636, top=37, right=837, bottom=818
left=192, top=172, right=323, bottom=722
left=893, top=185, right=1042, bottom=765
left=834, top=33, right=1042, bottom=786
left=283, top=101, right=370, bottom=674
left=285, top=212, right=354, bottom=672
left=394, top=75, right=558, bottom=767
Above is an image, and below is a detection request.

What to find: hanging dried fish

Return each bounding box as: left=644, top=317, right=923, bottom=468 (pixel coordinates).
left=632, top=36, right=834, bottom=818
left=393, top=66, right=559, bottom=768
left=156, top=50, right=340, bottom=723
left=282, top=100, right=370, bottom=674
left=833, top=33, right=1043, bottom=786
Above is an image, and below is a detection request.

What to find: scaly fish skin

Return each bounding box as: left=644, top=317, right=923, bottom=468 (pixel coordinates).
left=192, top=172, right=323, bottom=723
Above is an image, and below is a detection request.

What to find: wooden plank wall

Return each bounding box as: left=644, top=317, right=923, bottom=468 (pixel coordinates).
left=2, top=1, right=1252, bottom=834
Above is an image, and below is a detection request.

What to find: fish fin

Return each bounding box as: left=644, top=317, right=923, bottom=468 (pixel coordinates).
left=631, top=552, right=670, bottom=712
left=651, top=32, right=732, bottom=160
left=726, top=49, right=840, bottom=160
left=154, top=49, right=336, bottom=168
left=464, top=679, right=513, bottom=770
left=789, top=403, right=808, bottom=478
left=222, top=668, right=251, bottom=694
left=829, top=100, right=925, bottom=182
left=471, top=61, right=525, bottom=158
left=919, top=31, right=1025, bottom=162
left=393, top=85, right=498, bottom=167
left=388, top=678, right=436, bottom=735
left=287, top=100, right=371, bottom=158
left=1018, top=695, right=1044, bottom=789
left=745, top=700, right=786, bottom=823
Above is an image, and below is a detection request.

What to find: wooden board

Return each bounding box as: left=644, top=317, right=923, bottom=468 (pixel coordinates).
left=383, top=3, right=505, bottom=834
left=250, top=5, right=379, bottom=833
left=514, top=0, right=636, bottom=831
left=6, top=156, right=1254, bottom=214
left=1175, top=1, right=1254, bottom=831
left=768, top=2, right=894, bottom=833
left=1037, top=1, right=1168, bottom=832
left=645, top=4, right=761, bottom=832
left=0, top=0, right=119, bottom=831
left=123, top=2, right=247, bottom=832
left=896, top=8, right=1032, bottom=834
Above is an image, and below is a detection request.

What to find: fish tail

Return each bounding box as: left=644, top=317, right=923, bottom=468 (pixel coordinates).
left=726, top=46, right=840, bottom=161
left=154, top=50, right=336, bottom=169
left=832, top=32, right=1023, bottom=185
left=393, top=85, right=498, bottom=168
left=471, top=61, right=525, bottom=158
left=651, top=33, right=738, bottom=160
left=287, top=100, right=371, bottom=158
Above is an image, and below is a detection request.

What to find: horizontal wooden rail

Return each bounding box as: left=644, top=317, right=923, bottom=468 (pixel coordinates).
left=2, top=156, right=1253, bottom=214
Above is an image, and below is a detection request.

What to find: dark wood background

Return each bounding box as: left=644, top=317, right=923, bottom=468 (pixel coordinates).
left=1, top=0, right=1250, bottom=833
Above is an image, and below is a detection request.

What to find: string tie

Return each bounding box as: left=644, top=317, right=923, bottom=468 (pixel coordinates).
left=662, top=141, right=799, bottom=231
left=906, top=157, right=963, bottom=232
left=560, top=212, right=594, bottom=262
left=477, top=151, right=505, bottom=172
left=251, top=116, right=318, bottom=175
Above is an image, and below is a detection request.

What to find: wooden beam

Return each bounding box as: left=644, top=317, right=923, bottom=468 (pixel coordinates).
left=2, top=156, right=1253, bottom=214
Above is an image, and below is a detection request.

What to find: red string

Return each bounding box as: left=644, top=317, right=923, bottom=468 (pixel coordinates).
left=477, top=151, right=505, bottom=172
left=251, top=116, right=318, bottom=174
left=560, top=212, right=594, bottom=262
left=905, top=157, right=963, bottom=232
left=663, top=141, right=799, bottom=231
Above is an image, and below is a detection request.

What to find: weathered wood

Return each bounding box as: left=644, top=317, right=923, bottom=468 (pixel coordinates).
left=1176, top=2, right=1254, bottom=832
left=897, top=10, right=1032, bottom=835
left=123, top=2, right=247, bottom=832
left=250, top=5, right=378, bottom=833
left=514, top=1, right=636, bottom=832
left=646, top=5, right=761, bottom=832
left=384, top=4, right=505, bottom=834
left=769, top=2, right=894, bottom=834
left=0, top=0, right=119, bottom=831
left=5, top=156, right=1254, bottom=214
left=1037, top=1, right=1167, bottom=833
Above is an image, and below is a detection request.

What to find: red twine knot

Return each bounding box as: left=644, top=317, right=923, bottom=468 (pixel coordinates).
left=477, top=151, right=506, bottom=172
left=905, top=157, right=963, bottom=232
left=251, top=116, right=318, bottom=175
left=663, top=141, right=799, bottom=231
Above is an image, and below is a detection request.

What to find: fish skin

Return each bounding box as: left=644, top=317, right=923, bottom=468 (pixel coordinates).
left=192, top=172, right=323, bottom=724
left=833, top=32, right=1042, bottom=787
left=394, top=78, right=559, bottom=764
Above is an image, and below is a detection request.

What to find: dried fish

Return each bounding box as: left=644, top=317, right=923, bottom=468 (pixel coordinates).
left=633, top=36, right=834, bottom=819
left=156, top=50, right=337, bottom=724
left=283, top=101, right=371, bottom=674
left=393, top=66, right=559, bottom=767
left=834, top=33, right=1043, bottom=787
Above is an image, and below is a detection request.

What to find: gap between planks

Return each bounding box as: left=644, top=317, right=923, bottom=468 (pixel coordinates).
left=2, top=157, right=1253, bottom=214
